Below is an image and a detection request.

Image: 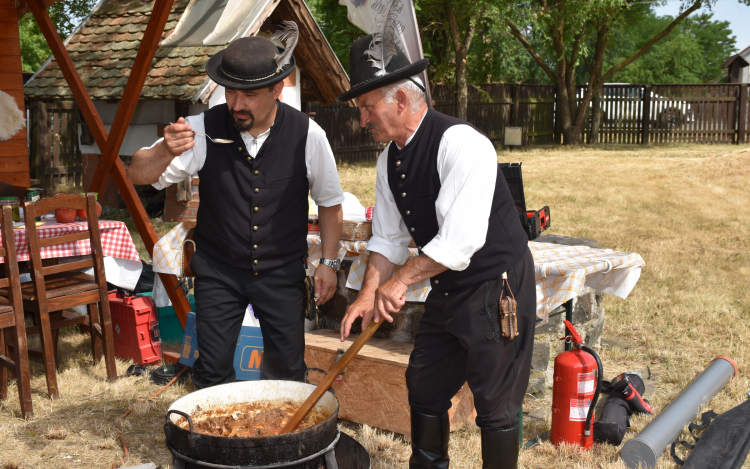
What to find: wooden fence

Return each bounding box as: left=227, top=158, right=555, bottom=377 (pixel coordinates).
left=307, top=103, right=385, bottom=164
left=28, top=101, right=83, bottom=189
left=579, top=84, right=750, bottom=144
left=312, top=83, right=749, bottom=163
left=28, top=85, right=750, bottom=173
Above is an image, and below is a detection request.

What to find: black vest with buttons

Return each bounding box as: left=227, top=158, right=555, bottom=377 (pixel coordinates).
left=194, top=101, right=310, bottom=271
left=387, top=110, right=529, bottom=292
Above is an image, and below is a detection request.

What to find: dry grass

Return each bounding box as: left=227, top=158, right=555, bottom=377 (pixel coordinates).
left=1, top=143, right=749, bottom=468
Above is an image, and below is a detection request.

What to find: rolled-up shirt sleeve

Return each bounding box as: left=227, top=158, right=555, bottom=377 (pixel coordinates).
left=150, top=114, right=206, bottom=190
left=420, top=125, right=498, bottom=271
left=306, top=120, right=345, bottom=207
left=366, top=147, right=412, bottom=265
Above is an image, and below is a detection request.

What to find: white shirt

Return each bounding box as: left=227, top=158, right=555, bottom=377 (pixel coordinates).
left=148, top=113, right=345, bottom=207
left=366, top=116, right=498, bottom=271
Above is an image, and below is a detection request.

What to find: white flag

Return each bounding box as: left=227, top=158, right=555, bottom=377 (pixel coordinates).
left=340, top=0, right=431, bottom=105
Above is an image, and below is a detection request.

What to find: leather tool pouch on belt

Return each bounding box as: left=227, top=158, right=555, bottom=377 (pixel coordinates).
left=499, top=272, right=519, bottom=339
left=303, top=274, right=317, bottom=322
left=181, top=227, right=196, bottom=278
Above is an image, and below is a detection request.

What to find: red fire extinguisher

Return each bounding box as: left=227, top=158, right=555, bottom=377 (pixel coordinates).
left=551, top=320, right=603, bottom=449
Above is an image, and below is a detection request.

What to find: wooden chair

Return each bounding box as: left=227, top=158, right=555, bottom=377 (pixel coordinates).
left=9, top=193, right=117, bottom=399
left=0, top=204, right=33, bottom=419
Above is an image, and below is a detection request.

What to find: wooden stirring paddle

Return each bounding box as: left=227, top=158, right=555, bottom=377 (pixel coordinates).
left=279, top=317, right=385, bottom=434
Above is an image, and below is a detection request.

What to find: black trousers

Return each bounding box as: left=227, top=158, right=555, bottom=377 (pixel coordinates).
left=189, top=249, right=307, bottom=389
left=405, top=248, right=536, bottom=431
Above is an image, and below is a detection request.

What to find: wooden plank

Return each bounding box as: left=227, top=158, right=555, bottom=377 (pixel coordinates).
left=642, top=85, right=651, bottom=145
left=0, top=140, right=27, bottom=157
left=90, top=0, right=176, bottom=196
left=0, top=72, right=23, bottom=90
left=0, top=39, right=21, bottom=57
left=0, top=56, right=22, bottom=72
left=0, top=4, right=17, bottom=21
left=741, top=85, right=750, bottom=144
left=0, top=156, right=29, bottom=173
left=304, top=330, right=476, bottom=437
left=0, top=173, right=30, bottom=186
left=26, top=0, right=193, bottom=328
left=45, top=165, right=82, bottom=175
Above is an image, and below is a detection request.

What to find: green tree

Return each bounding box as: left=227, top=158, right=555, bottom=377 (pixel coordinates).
left=19, top=0, right=98, bottom=73
left=502, top=0, right=726, bottom=145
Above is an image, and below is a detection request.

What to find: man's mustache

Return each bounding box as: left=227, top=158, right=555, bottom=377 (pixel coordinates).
left=365, top=123, right=379, bottom=131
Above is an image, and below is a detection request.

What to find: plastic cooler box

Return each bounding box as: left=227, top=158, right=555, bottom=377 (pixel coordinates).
left=108, top=290, right=162, bottom=365
left=157, top=294, right=195, bottom=345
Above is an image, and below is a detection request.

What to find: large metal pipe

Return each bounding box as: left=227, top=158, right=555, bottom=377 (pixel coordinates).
left=621, top=356, right=737, bottom=469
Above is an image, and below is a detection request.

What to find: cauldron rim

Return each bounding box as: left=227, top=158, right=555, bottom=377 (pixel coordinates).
left=164, top=380, right=339, bottom=465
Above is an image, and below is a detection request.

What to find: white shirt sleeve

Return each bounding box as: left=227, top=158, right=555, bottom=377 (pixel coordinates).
left=150, top=114, right=207, bottom=190
left=420, top=125, right=498, bottom=271
left=365, top=146, right=412, bottom=265
left=306, top=119, right=346, bottom=207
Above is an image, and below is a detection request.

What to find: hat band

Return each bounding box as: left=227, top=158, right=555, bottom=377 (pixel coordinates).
left=221, top=65, right=282, bottom=83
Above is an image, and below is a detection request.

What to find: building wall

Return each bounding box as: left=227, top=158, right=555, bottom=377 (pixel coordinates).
left=0, top=0, right=31, bottom=187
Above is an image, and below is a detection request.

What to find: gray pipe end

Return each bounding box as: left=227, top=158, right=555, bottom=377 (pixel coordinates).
left=621, top=438, right=658, bottom=469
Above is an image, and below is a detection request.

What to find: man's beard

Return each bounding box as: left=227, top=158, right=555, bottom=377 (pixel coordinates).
left=231, top=109, right=255, bottom=131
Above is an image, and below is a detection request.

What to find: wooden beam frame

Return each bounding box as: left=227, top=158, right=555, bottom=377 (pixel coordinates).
left=27, top=0, right=193, bottom=328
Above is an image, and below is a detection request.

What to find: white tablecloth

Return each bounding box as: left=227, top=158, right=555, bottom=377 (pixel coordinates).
left=152, top=225, right=645, bottom=326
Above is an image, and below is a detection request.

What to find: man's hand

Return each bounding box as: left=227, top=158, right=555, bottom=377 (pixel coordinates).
left=374, top=274, right=409, bottom=323
left=340, top=295, right=375, bottom=341
left=313, top=263, right=337, bottom=306
left=163, top=117, right=196, bottom=157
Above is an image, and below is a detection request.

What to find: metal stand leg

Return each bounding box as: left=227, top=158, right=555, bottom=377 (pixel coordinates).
left=564, top=299, right=573, bottom=351
left=324, top=448, right=338, bottom=469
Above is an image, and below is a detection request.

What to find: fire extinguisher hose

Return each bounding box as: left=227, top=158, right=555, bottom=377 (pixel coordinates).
left=581, top=345, right=603, bottom=437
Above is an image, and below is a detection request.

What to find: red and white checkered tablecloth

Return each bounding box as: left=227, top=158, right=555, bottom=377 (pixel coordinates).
left=0, top=220, right=140, bottom=263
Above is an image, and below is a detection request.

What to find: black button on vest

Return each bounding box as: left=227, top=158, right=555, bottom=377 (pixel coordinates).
left=195, top=101, right=310, bottom=271
left=387, top=110, right=529, bottom=291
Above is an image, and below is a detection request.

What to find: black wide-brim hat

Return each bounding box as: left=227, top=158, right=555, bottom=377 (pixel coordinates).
left=206, top=36, right=295, bottom=90
left=336, top=34, right=429, bottom=102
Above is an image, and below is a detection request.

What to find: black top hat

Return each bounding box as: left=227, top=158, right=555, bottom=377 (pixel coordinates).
left=206, top=35, right=296, bottom=91
left=336, top=34, right=429, bottom=102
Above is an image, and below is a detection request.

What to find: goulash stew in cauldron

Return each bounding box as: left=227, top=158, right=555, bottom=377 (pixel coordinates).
left=175, top=400, right=328, bottom=437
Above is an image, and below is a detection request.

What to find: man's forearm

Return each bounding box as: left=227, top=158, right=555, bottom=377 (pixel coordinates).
left=359, top=251, right=397, bottom=300
left=318, top=204, right=343, bottom=260
left=393, top=253, right=448, bottom=286
left=127, top=141, right=175, bottom=185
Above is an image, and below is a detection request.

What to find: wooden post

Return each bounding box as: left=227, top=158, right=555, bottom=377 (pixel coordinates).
left=29, top=101, right=48, bottom=184
left=510, top=84, right=520, bottom=127
left=89, top=0, right=176, bottom=196
left=553, top=86, right=562, bottom=144
left=737, top=84, right=747, bottom=145
left=642, top=85, right=652, bottom=145
left=27, top=0, right=193, bottom=328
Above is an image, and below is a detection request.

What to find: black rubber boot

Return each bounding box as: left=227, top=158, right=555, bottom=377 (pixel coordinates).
left=409, top=409, right=450, bottom=469
left=481, top=426, right=519, bottom=469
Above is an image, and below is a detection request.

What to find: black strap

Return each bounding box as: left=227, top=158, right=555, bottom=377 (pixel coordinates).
left=670, top=410, right=718, bottom=465
left=671, top=440, right=695, bottom=465
left=406, top=76, right=427, bottom=93
left=688, top=410, right=718, bottom=442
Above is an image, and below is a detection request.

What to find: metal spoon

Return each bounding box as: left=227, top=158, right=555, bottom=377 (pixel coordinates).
left=168, top=123, right=234, bottom=144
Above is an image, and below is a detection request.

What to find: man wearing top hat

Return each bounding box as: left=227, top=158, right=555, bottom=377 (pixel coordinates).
left=338, top=33, right=535, bottom=469
left=128, top=23, right=345, bottom=389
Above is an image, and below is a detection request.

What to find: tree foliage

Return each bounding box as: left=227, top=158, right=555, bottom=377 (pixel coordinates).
left=19, top=0, right=98, bottom=73
left=606, top=11, right=736, bottom=84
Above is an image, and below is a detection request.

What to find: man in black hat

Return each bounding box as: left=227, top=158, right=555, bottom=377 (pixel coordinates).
left=338, top=34, right=535, bottom=469
left=128, top=24, right=345, bottom=388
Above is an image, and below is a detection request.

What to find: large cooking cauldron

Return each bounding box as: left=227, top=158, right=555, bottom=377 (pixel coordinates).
left=164, top=381, right=338, bottom=467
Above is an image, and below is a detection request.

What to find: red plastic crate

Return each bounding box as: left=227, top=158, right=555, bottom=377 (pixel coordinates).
left=108, top=290, right=162, bottom=365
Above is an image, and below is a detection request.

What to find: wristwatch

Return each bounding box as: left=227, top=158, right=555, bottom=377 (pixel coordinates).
left=319, top=257, right=341, bottom=272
